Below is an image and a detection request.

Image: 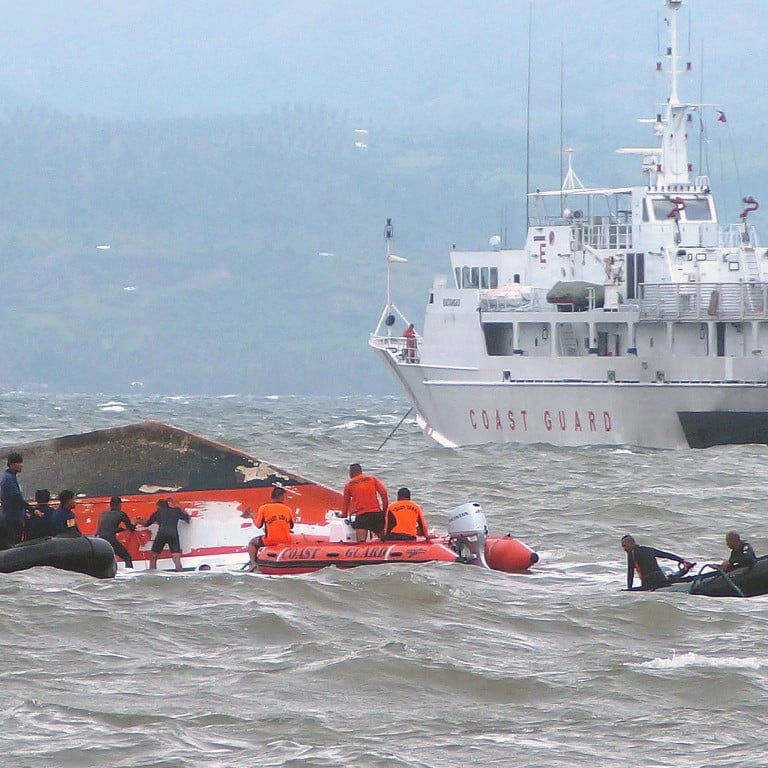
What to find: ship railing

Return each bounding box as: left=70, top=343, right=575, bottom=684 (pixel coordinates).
left=369, top=333, right=420, bottom=363
left=719, top=223, right=760, bottom=249
left=639, top=282, right=768, bottom=320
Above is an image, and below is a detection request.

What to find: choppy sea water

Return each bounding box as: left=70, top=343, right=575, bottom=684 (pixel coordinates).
left=1, top=393, right=767, bottom=767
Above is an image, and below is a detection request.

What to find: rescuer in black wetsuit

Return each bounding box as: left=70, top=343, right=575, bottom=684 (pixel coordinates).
left=718, top=531, right=757, bottom=572
left=621, top=534, right=694, bottom=590
left=97, top=496, right=137, bottom=568
left=141, top=498, right=191, bottom=571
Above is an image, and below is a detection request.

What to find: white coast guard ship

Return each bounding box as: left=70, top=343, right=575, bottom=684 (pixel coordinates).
left=370, top=0, right=768, bottom=450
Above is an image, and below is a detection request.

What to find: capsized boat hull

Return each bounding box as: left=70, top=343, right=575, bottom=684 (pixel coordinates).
left=2, top=422, right=538, bottom=575
left=661, top=556, right=768, bottom=598
left=0, top=535, right=117, bottom=579
left=2, top=421, right=343, bottom=571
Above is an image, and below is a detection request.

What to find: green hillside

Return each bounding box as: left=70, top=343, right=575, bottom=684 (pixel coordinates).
left=0, top=106, right=763, bottom=395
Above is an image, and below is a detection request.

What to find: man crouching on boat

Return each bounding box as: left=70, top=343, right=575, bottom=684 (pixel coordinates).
left=245, top=486, right=295, bottom=572
left=621, top=534, right=694, bottom=591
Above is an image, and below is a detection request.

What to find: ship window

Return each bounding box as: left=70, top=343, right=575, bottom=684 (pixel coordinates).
left=481, top=267, right=490, bottom=289
left=652, top=199, right=677, bottom=220
left=462, top=266, right=470, bottom=287
left=454, top=267, right=461, bottom=287
left=470, top=267, right=480, bottom=288
left=728, top=261, right=740, bottom=271
left=490, top=268, right=498, bottom=288
left=682, top=197, right=712, bottom=221
left=642, top=199, right=650, bottom=222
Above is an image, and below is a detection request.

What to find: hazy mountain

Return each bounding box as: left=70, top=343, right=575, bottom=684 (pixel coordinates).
left=0, top=0, right=765, bottom=396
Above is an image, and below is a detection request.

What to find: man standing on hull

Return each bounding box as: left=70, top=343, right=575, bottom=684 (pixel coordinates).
left=141, top=498, right=191, bottom=571
left=97, top=496, right=137, bottom=569
left=1, top=453, right=33, bottom=545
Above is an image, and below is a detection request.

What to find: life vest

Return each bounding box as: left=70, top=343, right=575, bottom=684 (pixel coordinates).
left=386, top=500, right=425, bottom=538
left=254, top=502, right=295, bottom=546
left=344, top=474, right=384, bottom=515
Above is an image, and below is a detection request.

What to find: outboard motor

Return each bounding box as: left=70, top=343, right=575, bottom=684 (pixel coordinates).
left=446, top=502, right=489, bottom=568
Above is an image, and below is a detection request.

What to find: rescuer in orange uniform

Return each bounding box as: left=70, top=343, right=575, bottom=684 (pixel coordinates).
left=342, top=463, right=389, bottom=543
left=246, top=486, right=296, bottom=571
left=383, top=487, right=429, bottom=541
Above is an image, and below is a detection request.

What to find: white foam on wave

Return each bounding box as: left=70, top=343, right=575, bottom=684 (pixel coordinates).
left=98, top=404, right=126, bottom=412
left=330, top=419, right=370, bottom=430
left=638, top=650, right=762, bottom=671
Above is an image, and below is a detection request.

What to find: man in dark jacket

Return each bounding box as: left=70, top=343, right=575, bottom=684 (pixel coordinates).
left=719, top=531, right=757, bottom=572
left=24, top=489, right=55, bottom=541
left=50, top=490, right=81, bottom=537
left=97, top=496, right=137, bottom=568
left=621, top=534, right=694, bottom=590
left=0, top=452, right=33, bottom=545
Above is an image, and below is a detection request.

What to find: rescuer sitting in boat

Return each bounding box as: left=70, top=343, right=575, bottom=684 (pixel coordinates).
left=621, top=534, right=694, bottom=591
left=245, top=486, right=295, bottom=572
left=342, top=463, right=389, bottom=543
left=97, top=496, right=137, bottom=569
left=51, top=490, right=82, bottom=537
left=715, top=531, right=757, bottom=573
left=383, top=488, right=430, bottom=541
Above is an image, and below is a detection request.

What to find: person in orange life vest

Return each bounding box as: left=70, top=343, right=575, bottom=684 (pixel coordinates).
left=384, top=487, right=429, bottom=542
left=403, top=323, right=417, bottom=362
left=246, top=486, right=295, bottom=572
left=342, top=463, right=388, bottom=543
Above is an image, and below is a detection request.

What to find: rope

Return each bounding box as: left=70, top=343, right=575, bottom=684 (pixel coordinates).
left=377, top=407, right=413, bottom=451
left=688, top=564, right=745, bottom=598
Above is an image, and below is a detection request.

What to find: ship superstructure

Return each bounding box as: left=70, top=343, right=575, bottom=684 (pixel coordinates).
left=370, top=0, right=768, bottom=449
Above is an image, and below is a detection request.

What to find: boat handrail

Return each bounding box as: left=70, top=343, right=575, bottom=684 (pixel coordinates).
left=368, top=333, right=420, bottom=363
left=639, top=282, right=768, bottom=321
left=719, top=223, right=760, bottom=249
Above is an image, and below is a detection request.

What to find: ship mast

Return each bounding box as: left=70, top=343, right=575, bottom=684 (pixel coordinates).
left=656, top=0, right=691, bottom=190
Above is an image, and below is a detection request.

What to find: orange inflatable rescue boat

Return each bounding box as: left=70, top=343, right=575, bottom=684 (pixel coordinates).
left=257, top=503, right=538, bottom=575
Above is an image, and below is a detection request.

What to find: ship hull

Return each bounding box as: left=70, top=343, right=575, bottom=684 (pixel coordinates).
left=375, top=352, right=768, bottom=449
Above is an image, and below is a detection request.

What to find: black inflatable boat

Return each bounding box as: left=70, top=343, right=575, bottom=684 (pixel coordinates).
left=0, top=536, right=117, bottom=579
left=659, top=556, right=768, bottom=598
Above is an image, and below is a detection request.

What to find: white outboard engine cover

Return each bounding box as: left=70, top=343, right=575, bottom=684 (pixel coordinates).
left=446, top=502, right=488, bottom=568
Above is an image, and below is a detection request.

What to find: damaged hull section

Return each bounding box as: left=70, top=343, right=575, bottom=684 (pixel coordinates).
left=2, top=421, right=343, bottom=571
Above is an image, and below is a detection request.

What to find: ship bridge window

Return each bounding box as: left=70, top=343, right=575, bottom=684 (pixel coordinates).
left=682, top=197, right=712, bottom=221
left=650, top=196, right=713, bottom=222
left=457, top=265, right=497, bottom=289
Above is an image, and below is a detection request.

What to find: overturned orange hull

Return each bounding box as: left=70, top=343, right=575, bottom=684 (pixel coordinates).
left=3, top=421, right=538, bottom=574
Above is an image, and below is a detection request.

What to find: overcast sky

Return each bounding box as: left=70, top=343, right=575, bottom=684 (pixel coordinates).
left=0, top=0, right=765, bottom=129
